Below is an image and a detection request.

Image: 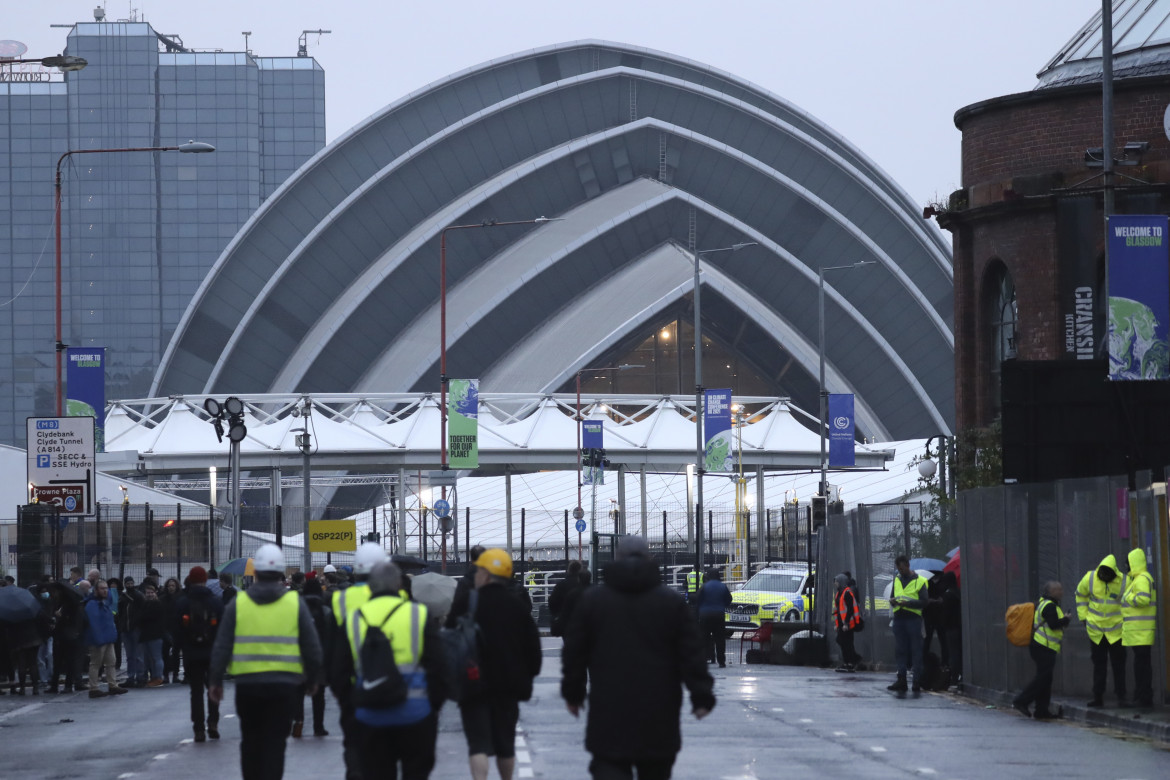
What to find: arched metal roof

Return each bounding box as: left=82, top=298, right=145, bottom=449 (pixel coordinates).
left=153, top=41, right=954, bottom=439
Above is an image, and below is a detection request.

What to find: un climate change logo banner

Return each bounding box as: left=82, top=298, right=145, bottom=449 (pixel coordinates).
left=1108, top=215, right=1170, bottom=381
left=448, top=378, right=479, bottom=468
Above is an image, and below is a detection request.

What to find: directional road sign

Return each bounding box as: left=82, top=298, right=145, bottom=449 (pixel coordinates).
left=26, top=416, right=95, bottom=516
left=575, top=519, right=587, bottom=533
left=433, top=498, right=451, bottom=518
left=572, top=506, right=585, bottom=520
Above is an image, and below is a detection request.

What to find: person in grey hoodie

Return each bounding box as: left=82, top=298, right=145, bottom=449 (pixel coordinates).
left=209, top=545, right=322, bottom=780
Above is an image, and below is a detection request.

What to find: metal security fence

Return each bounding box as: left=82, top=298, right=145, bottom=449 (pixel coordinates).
left=959, top=475, right=1167, bottom=704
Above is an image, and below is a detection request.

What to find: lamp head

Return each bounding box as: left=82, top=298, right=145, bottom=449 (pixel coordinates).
left=917, top=459, right=938, bottom=479
left=41, top=55, right=88, bottom=72
left=178, top=140, right=215, bottom=153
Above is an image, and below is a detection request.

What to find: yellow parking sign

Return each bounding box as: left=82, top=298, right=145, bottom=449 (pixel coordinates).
left=308, top=519, right=357, bottom=552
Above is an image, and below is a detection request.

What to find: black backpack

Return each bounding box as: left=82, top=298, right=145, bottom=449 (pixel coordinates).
left=439, top=590, right=483, bottom=703
left=351, top=602, right=410, bottom=710
left=183, top=598, right=218, bottom=648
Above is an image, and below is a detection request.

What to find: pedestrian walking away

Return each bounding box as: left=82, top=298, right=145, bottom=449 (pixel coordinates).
left=834, top=572, right=863, bottom=672
left=1076, top=554, right=1127, bottom=707
left=694, top=568, right=732, bottom=667
left=459, top=548, right=542, bottom=780
left=329, top=541, right=388, bottom=780
left=334, top=561, right=447, bottom=780
left=1013, top=581, right=1070, bottom=720
left=446, top=545, right=487, bottom=629
left=888, top=555, right=929, bottom=695
left=547, top=560, right=583, bottom=638
left=298, top=578, right=334, bottom=737
left=1119, top=548, right=1157, bottom=708
left=174, top=566, right=224, bottom=742
left=209, top=544, right=323, bottom=780
left=83, top=580, right=128, bottom=698
left=562, top=535, right=715, bottom=780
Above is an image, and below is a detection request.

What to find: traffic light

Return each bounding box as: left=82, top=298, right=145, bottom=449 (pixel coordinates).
left=364, top=531, right=381, bottom=543
left=599, top=448, right=610, bottom=469
left=811, top=495, right=827, bottom=528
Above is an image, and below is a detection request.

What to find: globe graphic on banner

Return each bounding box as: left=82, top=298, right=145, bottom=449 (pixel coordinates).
left=1109, top=297, right=1170, bottom=380
left=704, top=431, right=733, bottom=473
left=451, top=381, right=478, bottom=419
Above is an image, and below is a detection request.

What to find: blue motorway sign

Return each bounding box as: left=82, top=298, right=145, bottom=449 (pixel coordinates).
left=433, top=498, right=451, bottom=518
left=575, top=519, right=587, bottom=533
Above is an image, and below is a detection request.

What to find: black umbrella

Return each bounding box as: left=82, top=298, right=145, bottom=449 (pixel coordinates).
left=0, top=586, right=43, bottom=623
left=47, top=581, right=85, bottom=604
left=391, top=554, right=429, bottom=571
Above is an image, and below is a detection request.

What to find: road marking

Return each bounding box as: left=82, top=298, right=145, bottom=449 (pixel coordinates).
left=870, top=746, right=887, bottom=753
left=179, top=738, right=193, bottom=745
left=515, top=736, right=527, bottom=748
left=224, top=714, right=236, bottom=719
left=0, top=702, right=44, bottom=722
left=117, top=775, right=136, bottom=779
left=770, top=707, right=784, bottom=712
left=518, top=770, right=534, bottom=779
left=516, top=750, right=531, bottom=763
left=799, top=718, right=813, bottom=723
left=833, top=731, right=847, bottom=737
left=917, top=770, right=937, bottom=776
left=153, top=754, right=171, bottom=760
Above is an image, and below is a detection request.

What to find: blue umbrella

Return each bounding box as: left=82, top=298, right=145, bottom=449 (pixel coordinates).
left=0, top=586, right=43, bottom=623
left=909, top=557, right=947, bottom=572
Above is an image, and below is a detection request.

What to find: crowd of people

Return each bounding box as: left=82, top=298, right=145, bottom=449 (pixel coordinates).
left=0, top=538, right=719, bottom=780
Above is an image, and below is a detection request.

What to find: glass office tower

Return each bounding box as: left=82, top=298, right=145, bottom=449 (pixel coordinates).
left=0, top=20, right=325, bottom=446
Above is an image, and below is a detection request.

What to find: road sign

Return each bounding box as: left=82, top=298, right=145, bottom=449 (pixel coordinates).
left=575, top=519, right=587, bottom=534
left=308, top=519, right=357, bottom=553
left=572, top=506, right=585, bottom=520
left=433, top=499, right=451, bottom=518
left=26, top=416, right=95, bottom=516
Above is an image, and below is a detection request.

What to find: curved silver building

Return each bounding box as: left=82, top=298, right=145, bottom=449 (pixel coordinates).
left=154, top=41, right=954, bottom=440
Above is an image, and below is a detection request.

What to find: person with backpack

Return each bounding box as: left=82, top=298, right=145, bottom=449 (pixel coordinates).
left=334, top=560, right=446, bottom=779
left=1012, top=580, right=1070, bottom=719
left=1120, top=548, right=1157, bottom=708
left=296, top=578, right=334, bottom=738
left=460, top=548, right=542, bottom=780
left=174, top=566, right=224, bottom=742
left=1076, top=554, right=1127, bottom=707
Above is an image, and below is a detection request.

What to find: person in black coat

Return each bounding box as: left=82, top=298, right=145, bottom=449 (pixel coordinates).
left=459, top=548, right=542, bottom=780
left=548, top=560, right=583, bottom=637
left=562, top=536, right=715, bottom=780
left=444, top=545, right=486, bottom=629
left=174, top=567, right=225, bottom=741
left=693, top=569, right=733, bottom=667
left=295, top=578, right=333, bottom=738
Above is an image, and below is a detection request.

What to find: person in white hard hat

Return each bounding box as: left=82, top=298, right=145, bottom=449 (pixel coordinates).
left=329, top=542, right=388, bottom=780
left=209, top=544, right=323, bottom=780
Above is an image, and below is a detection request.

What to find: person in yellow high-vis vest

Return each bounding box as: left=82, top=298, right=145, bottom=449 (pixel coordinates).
left=336, top=560, right=447, bottom=779
left=887, top=555, right=929, bottom=694
left=1120, top=548, right=1157, bottom=708
left=1013, top=581, right=1070, bottom=720
left=1075, top=554, right=1127, bottom=707
left=209, top=544, right=322, bottom=780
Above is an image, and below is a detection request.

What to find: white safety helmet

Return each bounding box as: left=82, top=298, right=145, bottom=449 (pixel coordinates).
left=252, top=543, right=285, bottom=573
left=353, top=542, right=388, bottom=576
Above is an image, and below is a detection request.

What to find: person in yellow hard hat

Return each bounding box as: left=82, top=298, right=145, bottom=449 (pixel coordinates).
left=209, top=544, right=322, bottom=780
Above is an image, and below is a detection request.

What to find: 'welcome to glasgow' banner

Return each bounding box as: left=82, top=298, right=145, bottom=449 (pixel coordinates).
left=1108, top=214, right=1170, bottom=381
left=703, top=388, right=734, bottom=473
left=582, top=419, right=604, bottom=485
left=828, top=393, right=855, bottom=467
left=66, top=347, right=105, bottom=452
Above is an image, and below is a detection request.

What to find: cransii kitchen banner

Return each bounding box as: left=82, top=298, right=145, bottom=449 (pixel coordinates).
left=1108, top=215, right=1170, bottom=381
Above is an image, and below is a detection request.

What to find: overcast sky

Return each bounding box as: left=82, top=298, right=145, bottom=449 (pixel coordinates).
left=6, top=0, right=1100, bottom=215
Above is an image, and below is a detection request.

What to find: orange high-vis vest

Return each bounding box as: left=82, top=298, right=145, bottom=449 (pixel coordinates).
left=836, top=587, right=860, bottom=630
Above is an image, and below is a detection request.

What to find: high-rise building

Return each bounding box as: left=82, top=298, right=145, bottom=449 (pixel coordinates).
left=0, top=15, right=325, bottom=446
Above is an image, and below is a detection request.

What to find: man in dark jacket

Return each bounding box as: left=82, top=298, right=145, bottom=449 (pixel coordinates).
left=460, top=548, right=542, bottom=780
left=174, top=566, right=224, bottom=742
left=694, top=568, right=732, bottom=667
left=562, top=535, right=715, bottom=780
left=445, top=545, right=486, bottom=628
left=547, top=560, right=583, bottom=637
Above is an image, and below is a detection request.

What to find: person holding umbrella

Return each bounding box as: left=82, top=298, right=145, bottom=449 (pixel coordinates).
left=0, top=584, right=50, bottom=695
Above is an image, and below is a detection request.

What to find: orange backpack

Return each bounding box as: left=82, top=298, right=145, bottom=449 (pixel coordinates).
left=1005, top=602, right=1035, bottom=647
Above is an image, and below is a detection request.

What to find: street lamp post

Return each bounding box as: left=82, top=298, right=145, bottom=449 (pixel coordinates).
left=0, top=54, right=89, bottom=72
left=54, top=140, right=214, bottom=414
left=575, top=363, right=642, bottom=555
left=817, top=261, right=875, bottom=507
left=691, top=241, right=756, bottom=576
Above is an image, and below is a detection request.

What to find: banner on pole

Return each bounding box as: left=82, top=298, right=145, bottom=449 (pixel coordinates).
left=703, top=388, right=733, bottom=473
left=66, top=347, right=106, bottom=452
left=1108, top=215, right=1170, bottom=380
left=828, top=393, right=855, bottom=467
left=582, top=420, right=603, bottom=485
left=447, top=379, right=479, bottom=468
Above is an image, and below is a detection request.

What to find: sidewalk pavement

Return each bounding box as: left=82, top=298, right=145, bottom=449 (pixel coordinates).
left=960, top=682, right=1170, bottom=742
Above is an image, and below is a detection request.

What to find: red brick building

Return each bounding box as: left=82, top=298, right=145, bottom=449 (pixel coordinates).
left=941, top=2, right=1170, bottom=437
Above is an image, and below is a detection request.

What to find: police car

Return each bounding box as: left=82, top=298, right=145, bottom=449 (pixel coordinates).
left=725, top=564, right=815, bottom=631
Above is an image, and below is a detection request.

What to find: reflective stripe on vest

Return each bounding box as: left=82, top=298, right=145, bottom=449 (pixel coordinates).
left=892, top=575, right=927, bottom=617
left=333, top=584, right=372, bottom=627
left=836, top=587, right=860, bottom=629
left=350, top=596, right=428, bottom=700
left=1033, top=598, right=1064, bottom=653
left=1080, top=570, right=1124, bottom=642
left=1121, top=571, right=1157, bottom=646
left=229, top=591, right=303, bottom=676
